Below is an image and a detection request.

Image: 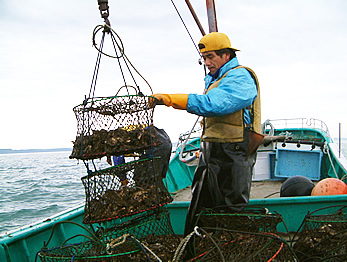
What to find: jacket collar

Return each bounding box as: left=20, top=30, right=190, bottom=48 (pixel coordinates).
left=205, top=57, right=240, bottom=83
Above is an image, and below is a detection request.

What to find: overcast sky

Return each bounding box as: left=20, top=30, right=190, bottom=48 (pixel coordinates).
left=1, top=0, right=346, bottom=149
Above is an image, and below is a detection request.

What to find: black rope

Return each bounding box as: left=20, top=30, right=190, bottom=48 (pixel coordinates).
left=92, top=25, right=124, bottom=59
left=170, top=0, right=207, bottom=77
left=91, top=24, right=153, bottom=94
left=110, top=33, right=140, bottom=94
left=90, top=0, right=206, bottom=97
left=170, top=0, right=201, bottom=57
left=110, top=32, right=129, bottom=90
left=89, top=26, right=107, bottom=99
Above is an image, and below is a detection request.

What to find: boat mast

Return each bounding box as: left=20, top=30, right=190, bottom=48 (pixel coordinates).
left=206, top=0, right=218, bottom=32
left=185, top=0, right=206, bottom=36
left=184, top=0, right=218, bottom=35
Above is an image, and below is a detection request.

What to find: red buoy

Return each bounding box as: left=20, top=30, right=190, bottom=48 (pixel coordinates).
left=311, top=178, right=347, bottom=196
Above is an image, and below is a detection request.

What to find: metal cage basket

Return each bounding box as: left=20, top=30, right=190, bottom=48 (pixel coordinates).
left=38, top=210, right=179, bottom=262
left=70, top=95, right=158, bottom=160
left=81, top=158, right=172, bottom=224
left=293, top=205, right=347, bottom=261
left=38, top=238, right=141, bottom=262
left=189, top=230, right=297, bottom=262
left=96, top=209, right=180, bottom=261
left=195, top=206, right=283, bottom=233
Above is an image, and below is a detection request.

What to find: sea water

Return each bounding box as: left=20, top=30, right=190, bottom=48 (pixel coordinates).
left=1, top=141, right=347, bottom=236
left=0, top=151, right=108, bottom=235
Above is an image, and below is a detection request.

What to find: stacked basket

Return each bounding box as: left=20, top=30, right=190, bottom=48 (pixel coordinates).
left=38, top=95, right=179, bottom=261
left=70, top=95, right=173, bottom=221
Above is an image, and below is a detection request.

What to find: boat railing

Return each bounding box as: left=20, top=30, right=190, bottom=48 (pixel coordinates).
left=262, top=118, right=331, bottom=138
left=178, top=128, right=202, bottom=143
left=175, top=124, right=202, bottom=151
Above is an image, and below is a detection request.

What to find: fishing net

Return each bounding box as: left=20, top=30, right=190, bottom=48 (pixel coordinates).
left=195, top=206, right=284, bottom=233
left=293, top=205, right=347, bottom=261
left=70, top=95, right=158, bottom=160
left=81, top=158, right=172, bottom=224
left=186, top=229, right=297, bottom=262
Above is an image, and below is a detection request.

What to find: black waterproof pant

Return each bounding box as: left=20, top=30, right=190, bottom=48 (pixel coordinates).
left=184, top=139, right=257, bottom=236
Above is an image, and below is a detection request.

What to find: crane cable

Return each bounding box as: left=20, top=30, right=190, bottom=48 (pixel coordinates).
left=170, top=0, right=202, bottom=58
left=89, top=24, right=153, bottom=99
left=90, top=0, right=205, bottom=100
left=170, top=0, right=207, bottom=156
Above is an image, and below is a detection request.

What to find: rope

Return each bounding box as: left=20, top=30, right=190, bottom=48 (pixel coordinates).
left=106, top=234, right=129, bottom=254
left=195, top=227, right=225, bottom=262
left=112, top=235, right=162, bottom=262
left=89, top=26, right=107, bottom=99
left=92, top=24, right=124, bottom=59
left=322, top=142, right=339, bottom=179
left=179, top=116, right=200, bottom=163
left=90, top=0, right=208, bottom=98
left=137, top=241, right=162, bottom=262
left=91, top=24, right=153, bottom=95
left=170, top=0, right=201, bottom=57
left=172, top=227, right=199, bottom=261
left=42, top=221, right=101, bottom=249
left=341, top=173, right=347, bottom=181
left=170, top=0, right=208, bottom=76
left=172, top=226, right=225, bottom=262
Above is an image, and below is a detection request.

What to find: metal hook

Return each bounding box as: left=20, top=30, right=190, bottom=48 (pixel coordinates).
left=97, top=0, right=111, bottom=27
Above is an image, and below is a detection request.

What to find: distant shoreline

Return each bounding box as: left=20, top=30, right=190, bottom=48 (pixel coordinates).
left=1, top=138, right=345, bottom=155
left=0, top=148, right=72, bottom=154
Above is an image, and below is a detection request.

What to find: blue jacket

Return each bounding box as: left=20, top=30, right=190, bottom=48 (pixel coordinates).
left=187, top=57, right=257, bottom=124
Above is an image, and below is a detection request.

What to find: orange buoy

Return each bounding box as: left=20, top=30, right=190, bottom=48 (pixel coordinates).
left=311, top=178, right=347, bottom=196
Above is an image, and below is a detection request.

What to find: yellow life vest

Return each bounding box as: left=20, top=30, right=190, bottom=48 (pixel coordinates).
left=202, top=66, right=261, bottom=143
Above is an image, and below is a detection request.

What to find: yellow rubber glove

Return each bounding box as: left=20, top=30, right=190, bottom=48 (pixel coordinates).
left=152, top=94, right=189, bottom=110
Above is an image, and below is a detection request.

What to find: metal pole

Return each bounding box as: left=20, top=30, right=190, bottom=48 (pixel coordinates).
left=206, top=0, right=218, bottom=32
left=339, top=123, right=341, bottom=158
left=185, top=0, right=206, bottom=36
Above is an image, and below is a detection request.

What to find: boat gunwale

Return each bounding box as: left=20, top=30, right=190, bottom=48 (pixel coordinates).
left=2, top=194, right=347, bottom=244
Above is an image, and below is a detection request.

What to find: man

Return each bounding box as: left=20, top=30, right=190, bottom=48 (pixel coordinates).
left=153, top=32, right=261, bottom=236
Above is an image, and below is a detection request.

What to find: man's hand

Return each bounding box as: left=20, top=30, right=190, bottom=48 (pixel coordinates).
left=150, top=94, right=189, bottom=110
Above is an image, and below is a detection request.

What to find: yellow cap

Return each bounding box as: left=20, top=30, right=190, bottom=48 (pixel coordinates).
left=198, top=32, right=240, bottom=52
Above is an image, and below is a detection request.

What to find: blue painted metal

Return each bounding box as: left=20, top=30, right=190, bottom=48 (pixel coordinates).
left=0, top=205, right=87, bottom=262
left=168, top=195, right=347, bottom=235
left=274, top=149, right=323, bottom=180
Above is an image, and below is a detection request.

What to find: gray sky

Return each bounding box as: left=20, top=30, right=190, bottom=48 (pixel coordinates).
left=1, top=0, right=346, bottom=149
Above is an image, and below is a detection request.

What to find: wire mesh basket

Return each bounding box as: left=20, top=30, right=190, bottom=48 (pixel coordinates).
left=196, top=206, right=283, bottom=233
left=38, top=238, right=141, bottom=262
left=97, top=209, right=180, bottom=261
left=38, top=210, right=179, bottom=262
left=81, top=158, right=172, bottom=224
left=293, top=205, right=347, bottom=261
left=188, top=230, right=297, bottom=262
left=176, top=207, right=292, bottom=261
left=70, top=95, right=158, bottom=160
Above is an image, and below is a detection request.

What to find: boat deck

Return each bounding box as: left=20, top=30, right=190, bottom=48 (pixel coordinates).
left=172, top=180, right=284, bottom=201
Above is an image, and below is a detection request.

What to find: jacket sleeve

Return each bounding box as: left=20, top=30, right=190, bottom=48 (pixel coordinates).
left=187, top=68, right=257, bottom=117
